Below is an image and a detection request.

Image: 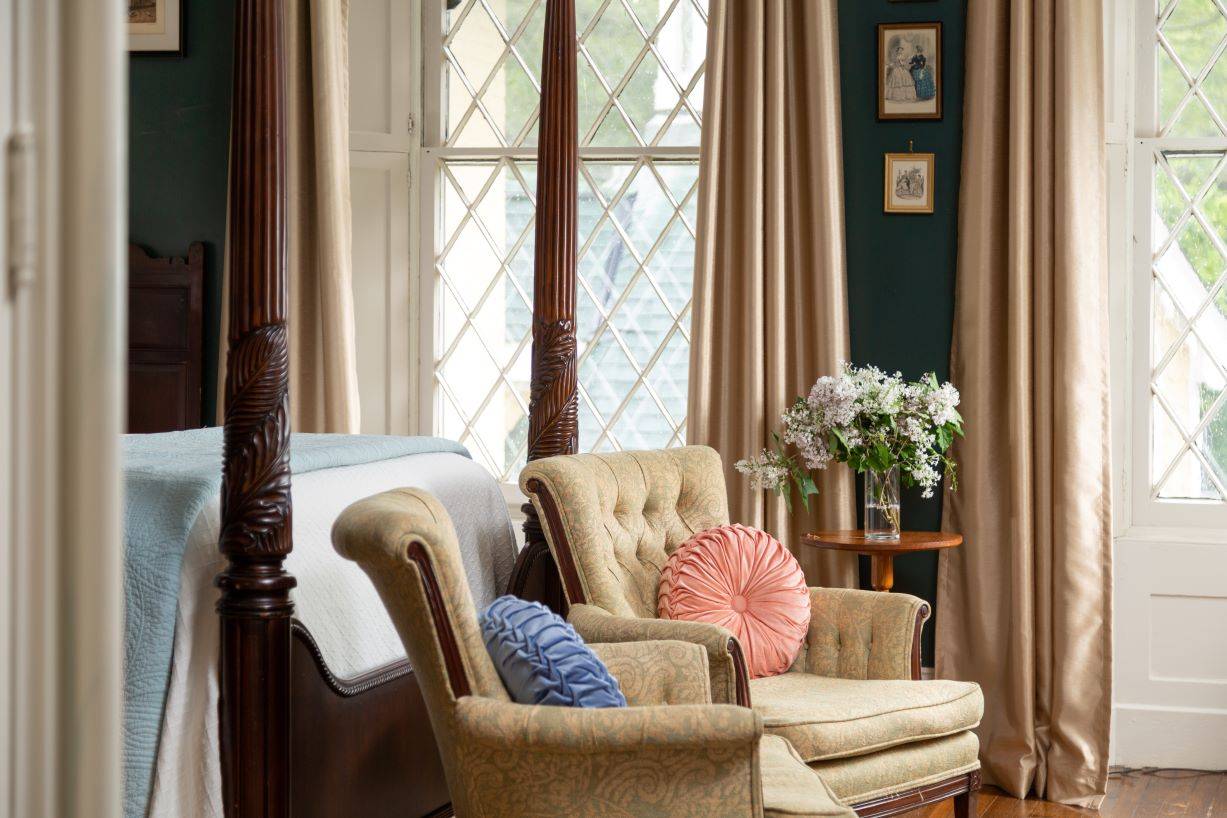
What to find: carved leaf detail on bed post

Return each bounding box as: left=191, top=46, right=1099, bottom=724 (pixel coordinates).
left=221, top=324, right=292, bottom=554
left=527, top=318, right=578, bottom=461
left=215, top=0, right=294, bottom=815
left=510, top=0, right=577, bottom=615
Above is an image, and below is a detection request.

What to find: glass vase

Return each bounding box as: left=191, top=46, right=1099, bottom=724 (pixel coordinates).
left=864, top=467, right=901, bottom=540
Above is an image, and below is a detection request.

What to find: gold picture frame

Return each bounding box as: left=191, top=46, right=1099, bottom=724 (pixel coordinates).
left=128, top=0, right=182, bottom=54
left=884, top=152, right=935, bottom=214
left=878, top=22, right=942, bottom=120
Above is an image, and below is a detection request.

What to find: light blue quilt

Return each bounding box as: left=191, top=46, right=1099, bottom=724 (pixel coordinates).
left=122, top=429, right=469, bottom=818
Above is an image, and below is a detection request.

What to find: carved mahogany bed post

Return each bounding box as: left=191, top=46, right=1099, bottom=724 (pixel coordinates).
left=216, top=0, right=294, bottom=815
left=510, top=0, right=578, bottom=614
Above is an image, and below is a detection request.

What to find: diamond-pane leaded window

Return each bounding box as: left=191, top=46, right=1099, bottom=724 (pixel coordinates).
left=1150, top=152, right=1227, bottom=501
left=426, top=0, right=707, bottom=481
left=1147, top=0, right=1227, bottom=505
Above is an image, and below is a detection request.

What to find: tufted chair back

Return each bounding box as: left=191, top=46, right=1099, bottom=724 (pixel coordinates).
left=519, top=446, right=731, bottom=618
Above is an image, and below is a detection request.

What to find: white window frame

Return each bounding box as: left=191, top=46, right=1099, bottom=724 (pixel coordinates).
left=415, top=0, right=705, bottom=490
left=1113, top=0, right=1227, bottom=533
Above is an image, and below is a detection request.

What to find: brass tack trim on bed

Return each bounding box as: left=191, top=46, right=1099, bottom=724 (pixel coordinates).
left=288, top=621, right=414, bottom=698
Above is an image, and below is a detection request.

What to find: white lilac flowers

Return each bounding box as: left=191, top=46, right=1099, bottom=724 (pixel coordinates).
left=736, top=363, right=963, bottom=508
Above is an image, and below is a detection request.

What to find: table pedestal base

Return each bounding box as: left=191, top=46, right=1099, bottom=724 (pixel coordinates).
left=870, top=554, right=895, bottom=592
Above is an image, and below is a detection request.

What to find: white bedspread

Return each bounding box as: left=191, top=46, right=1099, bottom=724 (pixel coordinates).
left=146, top=452, right=516, bottom=818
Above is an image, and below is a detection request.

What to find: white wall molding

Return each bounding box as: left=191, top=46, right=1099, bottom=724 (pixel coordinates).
left=1114, top=705, right=1227, bottom=770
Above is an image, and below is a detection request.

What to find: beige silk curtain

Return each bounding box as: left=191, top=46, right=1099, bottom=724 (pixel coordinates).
left=688, top=0, right=855, bottom=587
left=936, top=0, right=1112, bottom=807
left=219, top=0, right=359, bottom=432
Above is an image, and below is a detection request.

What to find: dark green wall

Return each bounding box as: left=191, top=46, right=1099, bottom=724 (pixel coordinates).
left=839, top=1, right=966, bottom=665
left=128, top=0, right=235, bottom=424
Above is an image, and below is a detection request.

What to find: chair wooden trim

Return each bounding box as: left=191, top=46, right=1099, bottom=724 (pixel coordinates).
left=404, top=541, right=472, bottom=699
left=854, top=771, right=980, bottom=818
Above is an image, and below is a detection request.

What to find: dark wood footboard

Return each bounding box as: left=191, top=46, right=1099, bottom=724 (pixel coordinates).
left=289, top=621, right=452, bottom=818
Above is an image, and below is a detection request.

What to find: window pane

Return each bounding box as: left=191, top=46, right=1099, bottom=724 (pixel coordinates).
left=436, top=160, right=535, bottom=481
left=1150, top=151, right=1227, bottom=501
left=445, top=0, right=545, bottom=146
left=578, top=0, right=707, bottom=146
left=1156, top=0, right=1227, bottom=136
left=443, top=0, right=707, bottom=147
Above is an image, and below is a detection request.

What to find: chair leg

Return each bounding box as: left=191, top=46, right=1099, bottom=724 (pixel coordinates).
left=953, top=788, right=975, bottom=818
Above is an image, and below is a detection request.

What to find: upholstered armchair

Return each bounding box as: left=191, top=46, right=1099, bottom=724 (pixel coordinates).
left=520, top=447, right=984, bottom=816
left=333, top=487, right=854, bottom=818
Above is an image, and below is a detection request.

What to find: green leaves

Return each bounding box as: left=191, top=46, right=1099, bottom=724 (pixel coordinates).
left=797, top=470, right=819, bottom=510
left=867, top=442, right=893, bottom=472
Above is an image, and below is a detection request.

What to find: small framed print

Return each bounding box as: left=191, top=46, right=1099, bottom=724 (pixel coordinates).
left=878, top=22, right=941, bottom=120
left=128, top=0, right=182, bottom=55
left=884, top=152, right=934, bottom=214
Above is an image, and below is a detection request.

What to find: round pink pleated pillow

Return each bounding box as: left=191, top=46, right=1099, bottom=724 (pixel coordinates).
left=658, top=524, right=811, bottom=679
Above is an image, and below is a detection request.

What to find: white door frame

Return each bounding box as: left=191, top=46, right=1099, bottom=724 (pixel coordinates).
left=2, top=0, right=125, bottom=815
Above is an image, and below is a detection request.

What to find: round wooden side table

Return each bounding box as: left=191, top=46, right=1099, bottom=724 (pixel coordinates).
left=801, top=530, right=963, bottom=592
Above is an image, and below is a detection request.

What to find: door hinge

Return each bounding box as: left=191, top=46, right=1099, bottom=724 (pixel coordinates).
left=6, top=130, right=36, bottom=300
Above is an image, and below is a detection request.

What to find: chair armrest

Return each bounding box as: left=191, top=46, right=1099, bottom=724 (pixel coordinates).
left=589, top=640, right=712, bottom=706
left=568, top=603, right=752, bottom=706
left=799, top=588, right=929, bottom=680
left=452, top=697, right=763, bottom=817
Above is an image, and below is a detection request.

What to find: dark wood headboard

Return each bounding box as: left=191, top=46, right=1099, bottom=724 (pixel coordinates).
left=127, top=242, right=204, bottom=432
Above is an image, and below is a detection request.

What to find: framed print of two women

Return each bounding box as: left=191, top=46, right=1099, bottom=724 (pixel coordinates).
left=878, top=22, right=942, bottom=120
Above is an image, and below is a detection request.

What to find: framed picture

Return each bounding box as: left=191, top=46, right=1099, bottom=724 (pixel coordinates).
left=878, top=22, right=941, bottom=120
left=128, top=0, right=182, bottom=54
left=884, top=152, right=934, bottom=214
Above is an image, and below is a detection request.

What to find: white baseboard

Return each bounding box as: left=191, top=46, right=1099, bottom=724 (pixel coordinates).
left=1112, top=703, right=1227, bottom=769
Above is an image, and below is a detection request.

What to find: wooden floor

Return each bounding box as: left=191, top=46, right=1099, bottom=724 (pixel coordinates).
left=899, top=771, right=1227, bottom=817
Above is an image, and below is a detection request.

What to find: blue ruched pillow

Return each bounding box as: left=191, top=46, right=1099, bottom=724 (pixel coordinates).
left=479, top=596, right=626, bottom=708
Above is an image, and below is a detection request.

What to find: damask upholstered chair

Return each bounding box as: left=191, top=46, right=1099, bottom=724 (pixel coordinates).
left=520, top=447, right=985, bottom=816
left=332, top=487, right=854, bottom=818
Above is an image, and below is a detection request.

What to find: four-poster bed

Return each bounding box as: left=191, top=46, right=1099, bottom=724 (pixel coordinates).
left=213, top=2, right=982, bottom=817
left=214, top=0, right=572, bottom=815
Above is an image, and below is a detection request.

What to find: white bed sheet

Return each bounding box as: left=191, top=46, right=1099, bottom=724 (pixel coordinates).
left=146, top=452, right=516, bottom=818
